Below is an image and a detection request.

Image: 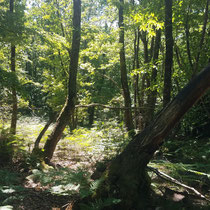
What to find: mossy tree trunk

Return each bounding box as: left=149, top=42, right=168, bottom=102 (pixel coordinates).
left=43, top=0, right=81, bottom=162
left=94, top=65, right=210, bottom=209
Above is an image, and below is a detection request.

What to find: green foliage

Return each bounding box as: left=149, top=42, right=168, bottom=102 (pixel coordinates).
left=0, top=0, right=210, bottom=208
left=180, top=93, right=210, bottom=137
left=0, top=129, right=16, bottom=166
left=80, top=197, right=121, bottom=210
left=16, top=116, right=52, bottom=147
left=164, top=137, right=210, bottom=164
left=0, top=116, right=51, bottom=170
left=130, top=8, right=164, bottom=37
left=149, top=134, right=210, bottom=196
left=27, top=167, right=91, bottom=196
left=26, top=166, right=121, bottom=209
left=0, top=70, right=20, bottom=90
left=149, top=159, right=210, bottom=193
left=0, top=169, right=21, bottom=185
left=0, top=168, right=25, bottom=207
left=0, top=0, right=26, bottom=44
left=61, top=120, right=130, bottom=160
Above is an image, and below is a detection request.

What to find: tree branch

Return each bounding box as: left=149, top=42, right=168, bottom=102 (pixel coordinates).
left=147, top=166, right=209, bottom=201
left=75, top=103, right=153, bottom=110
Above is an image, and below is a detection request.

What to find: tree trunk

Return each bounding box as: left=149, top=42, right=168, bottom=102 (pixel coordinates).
left=93, top=65, right=210, bottom=209
left=139, top=31, right=149, bottom=129
left=10, top=0, right=17, bottom=135
left=43, top=0, right=81, bottom=162
left=163, top=0, right=173, bottom=107
left=88, top=106, right=95, bottom=127
left=193, top=0, right=209, bottom=75
left=33, top=113, right=57, bottom=150
left=119, top=0, right=134, bottom=131
left=145, top=29, right=161, bottom=126
left=185, top=1, right=193, bottom=71
left=133, top=29, right=140, bottom=129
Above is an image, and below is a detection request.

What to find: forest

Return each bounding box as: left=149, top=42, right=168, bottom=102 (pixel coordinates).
left=0, top=0, right=210, bottom=209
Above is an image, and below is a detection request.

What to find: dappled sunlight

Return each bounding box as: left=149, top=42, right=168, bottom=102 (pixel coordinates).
left=16, top=116, right=54, bottom=151
left=1, top=0, right=210, bottom=208
left=0, top=116, right=130, bottom=209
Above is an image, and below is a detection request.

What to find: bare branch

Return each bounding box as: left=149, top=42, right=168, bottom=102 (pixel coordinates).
left=147, top=166, right=209, bottom=201
left=75, top=103, right=153, bottom=110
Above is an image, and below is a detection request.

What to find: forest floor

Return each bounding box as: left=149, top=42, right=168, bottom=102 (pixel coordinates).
left=1, top=117, right=210, bottom=209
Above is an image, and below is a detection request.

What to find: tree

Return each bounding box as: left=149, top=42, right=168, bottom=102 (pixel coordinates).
left=193, top=0, right=209, bottom=75
left=163, top=0, right=173, bottom=107
left=119, top=0, right=134, bottom=131
left=0, top=0, right=25, bottom=133
left=43, top=0, right=81, bottom=162
left=91, top=65, right=210, bottom=209
left=145, top=29, right=161, bottom=125
left=33, top=111, right=57, bottom=149
left=9, top=0, right=17, bottom=134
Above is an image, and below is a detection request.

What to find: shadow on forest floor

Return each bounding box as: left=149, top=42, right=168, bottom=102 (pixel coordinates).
left=1, top=143, right=210, bottom=210
left=1, top=119, right=210, bottom=209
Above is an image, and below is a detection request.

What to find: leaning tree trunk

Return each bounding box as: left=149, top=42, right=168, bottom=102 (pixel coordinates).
left=92, top=65, right=210, bottom=210
left=43, top=0, right=81, bottom=162
left=119, top=0, right=134, bottom=131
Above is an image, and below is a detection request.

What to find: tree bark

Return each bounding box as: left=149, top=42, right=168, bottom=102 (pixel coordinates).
left=185, top=0, right=194, bottom=71
left=93, top=65, right=210, bottom=209
left=145, top=29, right=161, bottom=126
left=10, top=0, right=17, bottom=135
left=193, top=0, right=209, bottom=75
left=133, top=29, right=140, bottom=129
left=139, top=31, right=149, bottom=129
left=43, top=0, right=81, bottom=162
left=33, top=113, right=57, bottom=150
left=119, top=0, right=134, bottom=131
left=88, top=106, right=95, bottom=127
left=163, top=0, right=173, bottom=107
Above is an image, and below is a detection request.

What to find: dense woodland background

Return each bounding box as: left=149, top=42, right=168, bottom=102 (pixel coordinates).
left=0, top=0, right=210, bottom=209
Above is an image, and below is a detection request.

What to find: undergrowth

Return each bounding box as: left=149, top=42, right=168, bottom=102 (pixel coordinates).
left=0, top=168, right=26, bottom=207
left=1, top=116, right=210, bottom=209
left=149, top=136, right=210, bottom=203
left=59, top=120, right=129, bottom=161
left=0, top=117, right=128, bottom=209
